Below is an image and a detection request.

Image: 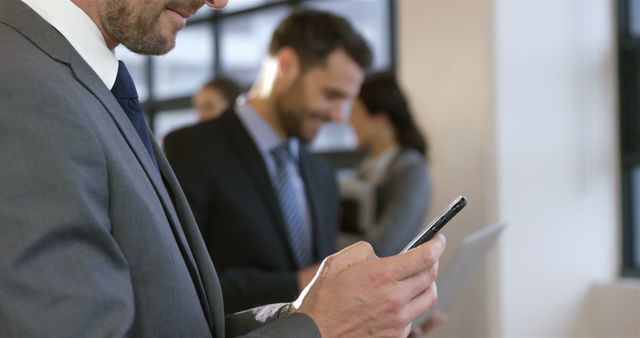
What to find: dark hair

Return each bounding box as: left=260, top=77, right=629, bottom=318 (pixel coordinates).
left=202, top=77, right=243, bottom=103
left=358, top=71, right=429, bottom=158
left=268, top=9, right=372, bottom=71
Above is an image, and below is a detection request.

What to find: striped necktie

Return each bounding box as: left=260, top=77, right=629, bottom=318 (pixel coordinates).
left=271, top=143, right=313, bottom=268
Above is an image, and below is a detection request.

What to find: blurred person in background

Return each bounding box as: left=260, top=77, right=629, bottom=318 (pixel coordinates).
left=193, top=77, right=243, bottom=122
left=348, top=71, right=433, bottom=257
left=165, top=9, right=366, bottom=314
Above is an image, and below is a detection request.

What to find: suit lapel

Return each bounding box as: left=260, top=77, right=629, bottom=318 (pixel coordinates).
left=155, top=142, right=224, bottom=337
left=222, top=112, right=299, bottom=267
left=71, top=54, right=220, bottom=333
left=71, top=39, right=220, bottom=336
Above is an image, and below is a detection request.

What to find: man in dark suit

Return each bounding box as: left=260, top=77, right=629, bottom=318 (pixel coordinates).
left=0, top=0, right=445, bottom=337
left=165, top=10, right=363, bottom=314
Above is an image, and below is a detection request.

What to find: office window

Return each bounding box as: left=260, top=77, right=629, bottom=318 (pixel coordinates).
left=633, top=166, right=640, bottom=268
left=218, top=6, right=290, bottom=85
left=224, top=0, right=278, bottom=13
left=631, top=0, right=640, bottom=37
left=119, top=0, right=395, bottom=146
left=619, top=0, right=640, bottom=276
left=155, top=25, right=215, bottom=99
left=305, top=0, right=392, bottom=70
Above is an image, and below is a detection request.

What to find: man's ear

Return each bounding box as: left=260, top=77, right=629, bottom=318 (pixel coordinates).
left=275, top=47, right=301, bottom=87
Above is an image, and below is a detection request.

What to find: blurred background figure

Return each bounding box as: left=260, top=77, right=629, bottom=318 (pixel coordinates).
left=344, top=71, right=432, bottom=257
left=193, top=77, right=243, bottom=122
left=164, top=9, right=372, bottom=315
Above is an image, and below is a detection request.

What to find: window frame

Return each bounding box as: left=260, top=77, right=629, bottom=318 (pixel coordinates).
left=618, top=0, right=640, bottom=277
left=130, top=0, right=397, bottom=132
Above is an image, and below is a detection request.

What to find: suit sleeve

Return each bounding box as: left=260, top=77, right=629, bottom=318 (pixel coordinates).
left=0, top=73, right=135, bottom=336
left=368, top=157, right=433, bottom=257
left=219, top=267, right=299, bottom=314
left=226, top=303, right=321, bottom=338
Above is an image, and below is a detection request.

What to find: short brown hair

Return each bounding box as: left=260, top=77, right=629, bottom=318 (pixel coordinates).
left=268, top=9, right=372, bottom=71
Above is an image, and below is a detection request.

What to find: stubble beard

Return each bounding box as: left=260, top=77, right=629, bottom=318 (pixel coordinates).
left=101, top=0, right=198, bottom=55
left=275, top=79, right=326, bottom=144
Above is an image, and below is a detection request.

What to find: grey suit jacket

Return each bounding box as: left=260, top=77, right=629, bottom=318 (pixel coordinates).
left=0, top=1, right=319, bottom=337
left=368, top=148, right=432, bottom=257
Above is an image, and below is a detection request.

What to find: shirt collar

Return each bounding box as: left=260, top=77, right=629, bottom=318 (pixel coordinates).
left=21, top=0, right=119, bottom=89
left=236, top=97, right=300, bottom=162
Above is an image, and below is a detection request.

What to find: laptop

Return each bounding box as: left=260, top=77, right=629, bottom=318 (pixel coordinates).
left=414, top=223, right=506, bottom=327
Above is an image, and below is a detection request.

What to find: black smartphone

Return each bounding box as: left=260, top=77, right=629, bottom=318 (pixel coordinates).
left=400, top=195, right=467, bottom=253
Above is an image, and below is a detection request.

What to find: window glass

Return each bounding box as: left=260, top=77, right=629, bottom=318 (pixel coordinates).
left=155, top=24, right=215, bottom=99
left=305, top=0, right=391, bottom=70
left=631, top=0, right=640, bottom=37
left=145, top=0, right=394, bottom=153
left=632, top=166, right=640, bottom=267
left=218, top=6, right=290, bottom=85
left=191, top=5, right=214, bottom=20
left=115, top=45, right=149, bottom=101
left=222, top=0, right=277, bottom=13
left=153, top=108, right=199, bottom=143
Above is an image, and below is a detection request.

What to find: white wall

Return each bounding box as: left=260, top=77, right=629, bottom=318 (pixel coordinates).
left=399, top=0, right=637, bottom=337
left=398, top=1, right=497, bottom=336
left=496, top=0, right=624, bottom=336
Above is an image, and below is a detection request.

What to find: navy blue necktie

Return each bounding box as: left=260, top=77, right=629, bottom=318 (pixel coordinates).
left=111, top=61, right=158, bottom=168
left=271, top=143, right=313, bottom=268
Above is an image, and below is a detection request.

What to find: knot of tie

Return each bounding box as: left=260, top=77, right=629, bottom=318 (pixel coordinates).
left=271, top=142, right=293, bottom=167
left=110, top=60, right=157, bottom=169
left=111, top=61, right=138, bottom=100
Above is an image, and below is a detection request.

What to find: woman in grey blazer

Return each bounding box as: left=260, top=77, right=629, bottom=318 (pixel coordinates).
left=349, top=72, right=433, bottom=257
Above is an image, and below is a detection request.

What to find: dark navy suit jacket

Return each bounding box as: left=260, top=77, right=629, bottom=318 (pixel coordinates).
left=164, top=109, right=339, bottom=314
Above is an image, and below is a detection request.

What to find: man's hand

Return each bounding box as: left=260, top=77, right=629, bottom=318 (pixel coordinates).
left=297, top=263, right=320, bottom=291
left=291, top=234, right=446, bottom=338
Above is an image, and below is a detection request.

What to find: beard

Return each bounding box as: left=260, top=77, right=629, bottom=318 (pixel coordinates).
left=275, top=93, right=320, bottom=144
left=274, top=81, right=321, bottom=144
left=101, top=0, right=203, bottom=56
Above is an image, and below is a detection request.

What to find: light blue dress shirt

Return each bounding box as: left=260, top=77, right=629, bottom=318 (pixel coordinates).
left=236, top=97, right=313, bottom=249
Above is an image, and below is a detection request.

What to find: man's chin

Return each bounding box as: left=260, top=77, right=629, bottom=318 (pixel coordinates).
left=124, top=32, right=176, bottom=56
left=299, top=129, right=320, bottom=144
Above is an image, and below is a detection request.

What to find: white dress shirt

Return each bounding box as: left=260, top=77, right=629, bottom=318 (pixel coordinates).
left=20, top=0, right=118, bottom=89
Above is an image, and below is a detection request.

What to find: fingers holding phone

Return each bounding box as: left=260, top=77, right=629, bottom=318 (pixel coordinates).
left=292, top=235, right=446, bottom=338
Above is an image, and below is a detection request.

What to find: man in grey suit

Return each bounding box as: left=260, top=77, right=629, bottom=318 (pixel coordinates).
left=0, top=0, right=445, bottom=337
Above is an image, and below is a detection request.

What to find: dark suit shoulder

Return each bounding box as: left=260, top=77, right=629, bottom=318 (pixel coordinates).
left=164, top=109, right=239, bottom=147
left=300, top=147, right=336, bottom=177
left=165, top=119, right=214, bottom=145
